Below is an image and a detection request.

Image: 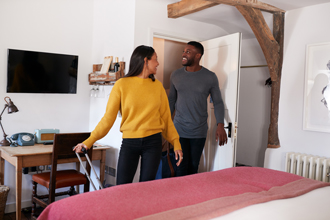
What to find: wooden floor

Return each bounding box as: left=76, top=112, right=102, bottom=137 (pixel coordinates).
left=3, top=207, right=43, bottom=220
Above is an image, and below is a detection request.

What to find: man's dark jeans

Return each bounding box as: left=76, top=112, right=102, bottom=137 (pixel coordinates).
left=176, top=137, right=206, bottom=176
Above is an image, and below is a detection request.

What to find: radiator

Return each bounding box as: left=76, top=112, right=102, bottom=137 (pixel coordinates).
left=285, top=152, right=330, bottom=182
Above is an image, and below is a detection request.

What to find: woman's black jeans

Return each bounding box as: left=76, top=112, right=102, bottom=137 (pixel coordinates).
left=116, top=133, right=162, bottom=185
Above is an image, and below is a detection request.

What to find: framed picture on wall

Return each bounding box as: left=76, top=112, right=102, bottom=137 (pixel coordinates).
left=303, top=42, right=330, bottom=132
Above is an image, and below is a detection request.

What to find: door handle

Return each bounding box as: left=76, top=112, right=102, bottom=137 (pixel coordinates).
left=224, top=122, right=232, bottom=138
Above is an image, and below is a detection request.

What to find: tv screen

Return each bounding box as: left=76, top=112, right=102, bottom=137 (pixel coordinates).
left=7, top=49, right=78, bottom=94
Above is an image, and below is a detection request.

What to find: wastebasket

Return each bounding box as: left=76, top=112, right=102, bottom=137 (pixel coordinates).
left=0, top=186, right=9, bottom=220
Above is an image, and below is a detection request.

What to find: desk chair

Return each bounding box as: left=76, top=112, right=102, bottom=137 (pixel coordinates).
left=31, top=132, right=92, bottom=218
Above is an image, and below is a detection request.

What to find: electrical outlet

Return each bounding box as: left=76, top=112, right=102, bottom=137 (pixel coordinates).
left=38, top=165, right=45, bottom=171
left=105, top=165, right=109, bottom=174
left=108, top=167, right=116, bottom=177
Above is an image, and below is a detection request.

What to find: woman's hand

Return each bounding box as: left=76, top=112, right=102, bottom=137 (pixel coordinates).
left=174, top=150, right=183, bottom=166
left=73, top=143, right=88, bottom=153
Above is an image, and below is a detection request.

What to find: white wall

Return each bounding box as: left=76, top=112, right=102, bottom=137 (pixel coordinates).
left=237, top=38, right=271, bottom=167
left=134, top=0, right=229, bottom=47
left=88, top=0, right=136, bottom=186
left=0, top=0, right=94, bottom=211
left=264, top=2, right=330, bottom=171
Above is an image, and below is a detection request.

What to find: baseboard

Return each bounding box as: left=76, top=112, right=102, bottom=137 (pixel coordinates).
left=235, top=163, right=252, bottom=167
left=5, top=200, right=32, bottom=213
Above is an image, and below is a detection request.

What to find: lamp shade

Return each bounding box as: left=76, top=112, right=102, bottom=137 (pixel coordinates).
left=0, top=97, right=19, bottom=146
left=5, top=97, right=19, bottom=113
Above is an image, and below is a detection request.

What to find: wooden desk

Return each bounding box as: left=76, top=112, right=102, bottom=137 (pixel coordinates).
left=0, top=144, right=109, bottom=220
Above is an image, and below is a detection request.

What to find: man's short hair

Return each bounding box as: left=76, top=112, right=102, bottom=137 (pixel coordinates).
left=187, top=41, right=204, bottom=56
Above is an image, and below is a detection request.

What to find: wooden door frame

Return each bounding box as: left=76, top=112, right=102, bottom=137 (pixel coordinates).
left=167, top=0, right=285, bottom=149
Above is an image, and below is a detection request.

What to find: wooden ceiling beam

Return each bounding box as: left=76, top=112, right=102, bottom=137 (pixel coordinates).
left=207, top=0, right=285, bottom=13
left=267, top=12, right=284, bottom=149
left=236, top=5, right=284, bottom=148
left=236, top=5, right=279, bottom=81
left=168, top=0, right=219, bottom=18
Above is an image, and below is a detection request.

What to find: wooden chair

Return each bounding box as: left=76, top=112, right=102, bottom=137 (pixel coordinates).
left=31, top=132, right=92, bottom=218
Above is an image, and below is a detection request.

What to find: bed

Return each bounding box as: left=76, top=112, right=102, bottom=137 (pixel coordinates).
left=37, top=167, right=330, bottom=220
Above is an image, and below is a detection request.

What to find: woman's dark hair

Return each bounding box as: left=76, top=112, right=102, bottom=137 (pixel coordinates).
left=187, top=41, right=204, bottom=56
left=124, top=45, right=155, bottom=81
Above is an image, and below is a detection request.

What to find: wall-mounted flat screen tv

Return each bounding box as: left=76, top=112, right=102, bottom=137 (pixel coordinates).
left=7, top=49, right=78, bottom=94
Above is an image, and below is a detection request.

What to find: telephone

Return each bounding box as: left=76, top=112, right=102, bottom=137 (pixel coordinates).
left=10, top=133, right=35, bottom=147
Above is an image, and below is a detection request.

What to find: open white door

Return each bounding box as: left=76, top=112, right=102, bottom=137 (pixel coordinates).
left=199, top=32, right=242, bottom=172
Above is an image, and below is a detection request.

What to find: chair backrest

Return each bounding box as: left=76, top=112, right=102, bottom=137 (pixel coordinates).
left=49, top=132, right=92, bottom=202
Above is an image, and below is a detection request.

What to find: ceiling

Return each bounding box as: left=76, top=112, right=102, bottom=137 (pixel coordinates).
left=166, top=0, right=330, bottom=39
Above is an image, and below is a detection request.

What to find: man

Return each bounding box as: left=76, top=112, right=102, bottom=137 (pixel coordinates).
left=168, top=41, right=227, bottom=176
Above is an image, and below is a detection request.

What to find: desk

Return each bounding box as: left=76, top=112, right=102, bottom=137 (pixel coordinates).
left=0, top=144, right=109, bottom=220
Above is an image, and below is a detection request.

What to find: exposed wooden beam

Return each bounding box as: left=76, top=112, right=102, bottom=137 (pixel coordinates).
left=236, top=5, right=279, bottom=81
left=236, top=5, right=284, bottom=148
left=267, top=12, right=284, bottom=149
left=168, top=0, right=219, bottom=18
left=207, top=0, right=285, bottom=13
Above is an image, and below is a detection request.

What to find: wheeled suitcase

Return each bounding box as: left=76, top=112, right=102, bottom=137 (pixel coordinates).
left=75, top=147, right=104, bottom=190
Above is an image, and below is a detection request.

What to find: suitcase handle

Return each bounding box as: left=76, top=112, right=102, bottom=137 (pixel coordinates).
left=81, top=147, right=87, bottom=154
left=73, top=146, right=104, bottom=190
left=72, top=146, right=88, bottom=153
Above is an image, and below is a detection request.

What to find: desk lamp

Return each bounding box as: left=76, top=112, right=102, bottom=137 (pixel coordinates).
left=0, top=97, right=19, bottom=146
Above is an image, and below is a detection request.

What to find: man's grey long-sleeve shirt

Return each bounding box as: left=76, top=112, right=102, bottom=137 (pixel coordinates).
left=168, top=67, right=225, bottom=138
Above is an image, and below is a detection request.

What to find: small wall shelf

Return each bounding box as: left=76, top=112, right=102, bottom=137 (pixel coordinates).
left=89, top=62, right=125, bottom=85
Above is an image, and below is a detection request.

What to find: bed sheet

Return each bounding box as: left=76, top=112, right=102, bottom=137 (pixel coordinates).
left=37, top=167, right=330, bottom=220
left=215, top=186, right=330, bottom=220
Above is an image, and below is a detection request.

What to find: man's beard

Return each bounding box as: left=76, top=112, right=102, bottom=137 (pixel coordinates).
left=182, top=58, right=193, bottom=66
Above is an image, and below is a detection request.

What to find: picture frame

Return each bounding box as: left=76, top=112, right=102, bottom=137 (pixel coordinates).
left=303, top=42, right=330, bottom=132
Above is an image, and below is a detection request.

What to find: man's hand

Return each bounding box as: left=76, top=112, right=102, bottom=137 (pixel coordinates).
left=216, top=123, right=228, bottom=146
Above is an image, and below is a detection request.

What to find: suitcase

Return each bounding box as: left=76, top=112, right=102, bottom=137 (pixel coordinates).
left=75, top=147, right=104, bottom=190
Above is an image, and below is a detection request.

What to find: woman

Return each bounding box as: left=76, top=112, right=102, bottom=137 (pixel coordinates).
left=73, top=45, right=183, bottom=185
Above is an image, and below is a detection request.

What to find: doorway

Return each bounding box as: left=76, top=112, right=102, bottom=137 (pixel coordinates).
left=153, top=37, right=186, bottom=95
left=152, top=35, right=270, bottom=169
left=153, top=34, right=241, bottom=172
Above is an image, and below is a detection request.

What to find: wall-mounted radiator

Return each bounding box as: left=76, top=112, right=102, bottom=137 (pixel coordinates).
left=285, top=152, right=330, bottom=182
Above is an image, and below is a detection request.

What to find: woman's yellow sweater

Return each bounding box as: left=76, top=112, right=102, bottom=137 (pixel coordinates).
left=83, top=76, right=181, bottom=151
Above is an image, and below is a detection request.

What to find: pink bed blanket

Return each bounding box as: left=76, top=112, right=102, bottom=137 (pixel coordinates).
left=37, top=167, right=330, bottom=220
